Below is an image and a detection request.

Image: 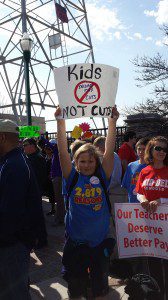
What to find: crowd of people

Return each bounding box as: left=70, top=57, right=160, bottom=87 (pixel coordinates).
left=0, top=110, right=167, bottom=300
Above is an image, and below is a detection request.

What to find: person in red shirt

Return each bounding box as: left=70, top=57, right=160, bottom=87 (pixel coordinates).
left=118, top=131, right=137, bottom=174
left=136, top=136, right=168, bottom=210
left=136, top=136, right=168, bottom=300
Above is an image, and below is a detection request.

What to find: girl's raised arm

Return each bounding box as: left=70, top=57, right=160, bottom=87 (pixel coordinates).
left=55, top=107, right=72, bottom=179
left=102, top=106, right=119, bottom=179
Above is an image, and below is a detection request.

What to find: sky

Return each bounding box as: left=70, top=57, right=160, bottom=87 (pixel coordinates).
left=0, top=0, right=168, bottom=133
left=86, top=0, right=168, bottom=110
left=52, top=0, right=168, bottom=132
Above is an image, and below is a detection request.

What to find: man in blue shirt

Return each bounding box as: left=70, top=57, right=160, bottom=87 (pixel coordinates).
left=0, top=119, right=45, bottom=299
left=122, top=137, right=149, bottom=203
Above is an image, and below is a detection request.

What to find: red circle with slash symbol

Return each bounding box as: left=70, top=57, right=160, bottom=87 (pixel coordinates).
left=74, top=80, right=100, bottom=104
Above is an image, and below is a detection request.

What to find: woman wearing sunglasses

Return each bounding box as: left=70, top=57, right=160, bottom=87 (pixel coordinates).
left=136, top=136, right=168, bottom=300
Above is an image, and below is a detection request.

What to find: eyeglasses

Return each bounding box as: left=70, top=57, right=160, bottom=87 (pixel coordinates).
left=153, top=146, right=167, bottom=153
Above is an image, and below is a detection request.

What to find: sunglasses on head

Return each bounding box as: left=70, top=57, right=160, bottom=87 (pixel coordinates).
left=153, top=146, right=167, bottom=153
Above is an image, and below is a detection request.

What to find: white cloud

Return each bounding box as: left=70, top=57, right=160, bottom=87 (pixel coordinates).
left=145, top=36, right=152, bottom=41
left=155, top=40, right=163, bottom=46
left=134, top=32, right=142, bottom=39
left=155, top=36, right=168, bottom=46
left=114, top=31, right=121, bottom=40
left=156, top=0, right=168, bottom=24
left=124, top=32, right=153, bottom=43
left=125, top=33, right=133, bottom=40
left=86, top=1, right=123, bottom=41
left=144, top=10, right=157, bottom=17
left=144, top=0, right=168, bottom=25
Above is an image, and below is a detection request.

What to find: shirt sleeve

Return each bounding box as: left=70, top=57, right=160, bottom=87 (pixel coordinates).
left=110, top=153, right=122, bottom=187
left=137, top=193, right=145, bottom=202
left=122, top=165, right=130, bottom=190
left=135, top=170, right=144, bottom=194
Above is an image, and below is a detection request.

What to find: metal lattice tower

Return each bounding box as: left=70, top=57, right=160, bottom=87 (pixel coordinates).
left=0, top=0, right=95, bottom=125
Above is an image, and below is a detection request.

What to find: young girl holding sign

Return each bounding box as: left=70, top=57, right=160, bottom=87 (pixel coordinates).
left=55, top=106, right=119, bottom=299
left=136, top=136, right=168, bottom=300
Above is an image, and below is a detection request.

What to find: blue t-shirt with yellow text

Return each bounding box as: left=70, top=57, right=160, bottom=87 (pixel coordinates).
left=64, top=166, right=110, bottom=247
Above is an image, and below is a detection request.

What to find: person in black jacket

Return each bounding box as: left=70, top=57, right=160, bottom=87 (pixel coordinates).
left=23, top=138, right=48, bottom=195
left=0, top=119, right=45, bottom=300
left=23, top=137, right=48, bottom=248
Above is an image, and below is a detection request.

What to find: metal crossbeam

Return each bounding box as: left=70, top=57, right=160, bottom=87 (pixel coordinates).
left=0, top=0, right=95, bottom=126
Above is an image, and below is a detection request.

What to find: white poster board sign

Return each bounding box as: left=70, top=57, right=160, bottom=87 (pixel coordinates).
left=115, top=203, right=168, bottom=260
left=53, top=63, right=119, bottom=119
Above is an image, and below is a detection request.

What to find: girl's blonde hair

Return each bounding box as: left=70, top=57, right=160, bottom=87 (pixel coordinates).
left=73, top=143, right=101, bottom=167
